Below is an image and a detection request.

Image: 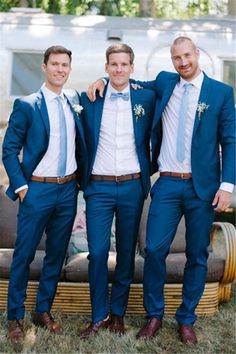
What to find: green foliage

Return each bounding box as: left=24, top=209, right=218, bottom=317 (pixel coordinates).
left=0, top=0, right=19, bottom=12
left=0, top=0, right=229, bottom=17
left=65, top=0, right=93, bottom=16
left=64, top=0, right=139, bottom=16
left=47, top=0, right=61, bottom=13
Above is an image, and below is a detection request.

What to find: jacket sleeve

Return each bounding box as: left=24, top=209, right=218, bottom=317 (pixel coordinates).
left=2, top=99, right=29, bottom=193
left=219, top=85, right=236, bottom=184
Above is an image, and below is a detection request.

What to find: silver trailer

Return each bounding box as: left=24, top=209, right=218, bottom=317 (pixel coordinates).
left=0, top=10, right=235, bottom=124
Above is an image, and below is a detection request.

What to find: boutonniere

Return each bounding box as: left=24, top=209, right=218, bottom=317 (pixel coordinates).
left=133, top=104, right=145, bottom=122
left=196, top=102, right=209, bottom=120
left=72, top=103, right=83, bottom=116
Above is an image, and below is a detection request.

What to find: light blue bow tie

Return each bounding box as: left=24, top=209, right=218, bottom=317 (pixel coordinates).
left=110, top=92, right=130, bottom=101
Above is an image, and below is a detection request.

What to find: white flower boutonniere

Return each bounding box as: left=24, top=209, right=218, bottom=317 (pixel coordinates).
left=72, top=103, right=83, bottom=116
left=133, top=104, right=145, bottom=122
left=196, top=102, right=209, bottom=120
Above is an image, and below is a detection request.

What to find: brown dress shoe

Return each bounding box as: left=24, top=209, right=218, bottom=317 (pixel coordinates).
left=136, top=317, right=162, bottom=339
left=32, top=312, right=63, bottom=334
left=109, top=315, right=125, bottom=335
left=8, top=320, right=24, bottom=344
left=179, top=324, right=198, bottom=345
left=80, top=317, right=110, bottom=339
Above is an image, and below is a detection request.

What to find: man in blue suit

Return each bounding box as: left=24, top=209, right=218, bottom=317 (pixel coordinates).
left=88, top=36, right=235, bottom=344
left=79, top=44, right=156, bottom=339
left=134, top=37, right=235, bottom=344
left=2, top=45, right=87, bottom=344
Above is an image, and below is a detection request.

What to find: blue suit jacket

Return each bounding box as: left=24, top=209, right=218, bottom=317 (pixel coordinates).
left=80, top=85, right=156, bottom=198
left=2, top=89, right=88, bottom=200
left=138, top=71, right=236, bottom=201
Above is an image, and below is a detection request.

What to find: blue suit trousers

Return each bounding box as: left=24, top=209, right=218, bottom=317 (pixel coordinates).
left=7, top=179, right=78, bottom=320
left=143, top=176, right=215, bottom=324
left=84, top=178, right=144, bottom=323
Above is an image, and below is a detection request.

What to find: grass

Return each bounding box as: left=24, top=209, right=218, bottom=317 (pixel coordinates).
left=0, top=282, right=235, bottom=354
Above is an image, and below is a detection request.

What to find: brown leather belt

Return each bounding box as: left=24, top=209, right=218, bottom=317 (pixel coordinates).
left=160, top=172, right=192, bottom=179
left=91, top=172, right=141, bottom=182
left=31, top=173, right=76, bottom=184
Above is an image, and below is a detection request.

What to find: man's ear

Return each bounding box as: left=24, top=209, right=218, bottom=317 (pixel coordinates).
left=105, top=63, right=108, bottom=73
left=41, top=63, right=46, bottom=73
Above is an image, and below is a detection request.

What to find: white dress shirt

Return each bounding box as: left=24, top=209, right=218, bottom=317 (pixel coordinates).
left=92, top=83, right=140, bottom=176
left=158, top=71, right=233, bottom=193
left=16, top=84, right=76, bottom=193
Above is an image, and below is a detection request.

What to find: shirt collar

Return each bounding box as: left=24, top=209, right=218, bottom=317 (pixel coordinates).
left=179, top=71, right=204, bottom=89
left=41, top=83, right=65, bottom=102
left=107, top=82, right=130, bottom=96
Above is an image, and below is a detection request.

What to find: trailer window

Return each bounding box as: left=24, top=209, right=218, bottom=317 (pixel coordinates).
left=10, top=52, right=44, bottom=96
left=223, top=60, right=236, bottom=97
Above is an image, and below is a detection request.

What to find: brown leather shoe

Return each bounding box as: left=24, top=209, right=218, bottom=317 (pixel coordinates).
left=136, top=317, right=162, bottom=339
left=80, top=317, right=110, bottom=339
left=8, top=320, right=24, bottom=344
left=32, top=312, right=63, bottom=334
left=109, top=315, right=125, bottom=335
left=179, top=324, right=198, bottom=345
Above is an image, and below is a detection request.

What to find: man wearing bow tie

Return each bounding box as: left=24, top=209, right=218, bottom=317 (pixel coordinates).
left=79, top=44, right=156, bottom=338
left=87, top=37, right=235, bottom=344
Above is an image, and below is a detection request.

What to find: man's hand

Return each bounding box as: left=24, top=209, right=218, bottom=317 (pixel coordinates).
left=18, top=188, right=28, bottom=202
left=87, top=79, right=105, bottom=102
left=131, top=83, right=143, bottom=90
left=212, top=189, right=232, bottom=212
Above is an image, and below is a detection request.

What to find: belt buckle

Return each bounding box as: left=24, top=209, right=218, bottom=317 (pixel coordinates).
left=115, top=176, right=120, bottom=182
left=181, top=173, right=187, bottom=179
left=57, top=177, right=63, bottom=184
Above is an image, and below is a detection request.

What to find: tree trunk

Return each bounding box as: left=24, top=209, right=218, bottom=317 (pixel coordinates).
left=139, top=0, right=155, bottom=17
left=19, top=0, right=29, bottom=7
left=228, top=0, right=236, bottom=15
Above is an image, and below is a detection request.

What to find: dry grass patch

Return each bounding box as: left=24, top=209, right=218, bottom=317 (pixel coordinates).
left=0, top=283, right=235, bottom=353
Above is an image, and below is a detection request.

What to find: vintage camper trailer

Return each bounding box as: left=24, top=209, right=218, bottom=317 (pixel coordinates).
left=0, top=10, right=235, bottom=124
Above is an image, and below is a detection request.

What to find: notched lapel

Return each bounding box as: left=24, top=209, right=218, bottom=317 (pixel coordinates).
left=36, top=92, right=50, bottom=137
left=64, top=92, right=86, bottom=143
left=161, top=78, right=178, bottom=113
left=64, top=90, right=82, bottom=119
left=192, top=74, right=211, bottom=137
left=130, top=89, right=144, bottom=137
left=93, top=97, right=105, bottom=147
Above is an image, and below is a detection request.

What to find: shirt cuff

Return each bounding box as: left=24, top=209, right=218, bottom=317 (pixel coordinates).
left=219, top=182, right=234, bottom=193
left=15, top=185, right=28, bottom=194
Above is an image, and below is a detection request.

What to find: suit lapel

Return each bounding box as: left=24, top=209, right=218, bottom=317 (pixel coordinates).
left=153, top=76, right=179, bottom=130
left=162, top=78, right=179, bottom=112
left=93, top=88, right=107, bottom=148
left=192, top=73, right=211, bottom=138
left=36, top=91, right=50, bottom=137
left=130, top=88, right=141, bottom=140
left=64, top=91, right=86, bottom=143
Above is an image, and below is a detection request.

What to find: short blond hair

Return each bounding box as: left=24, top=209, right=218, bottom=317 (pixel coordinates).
left=106, top=43, right=134, bottom=64
left=170, top=36, right=196, bottom=54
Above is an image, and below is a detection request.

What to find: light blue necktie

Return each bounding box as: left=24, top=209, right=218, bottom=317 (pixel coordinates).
left=56, top=96, right=67, bottom=177
left=176, top=83, right=192, bottom=162
left=110, top=92, right=130, bottom=101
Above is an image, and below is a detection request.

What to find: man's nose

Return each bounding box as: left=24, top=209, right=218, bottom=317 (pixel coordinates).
left=180, top=58, right=188, bottom=66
